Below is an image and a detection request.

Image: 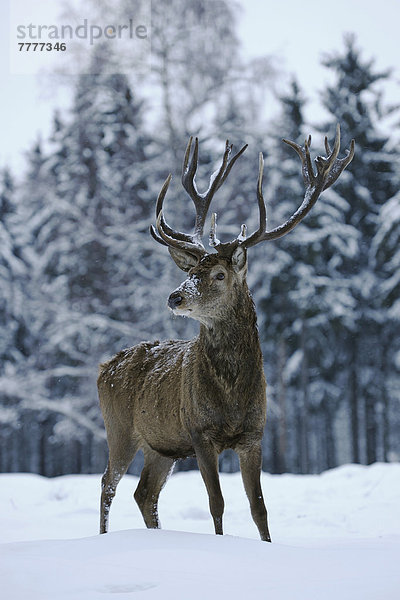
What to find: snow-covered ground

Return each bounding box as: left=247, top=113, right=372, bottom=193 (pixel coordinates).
left=1, top=463, right=399, bottom=599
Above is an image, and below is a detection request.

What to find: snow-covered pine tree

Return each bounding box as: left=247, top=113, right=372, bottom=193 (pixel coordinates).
left=319, top=34, right=400, bottom=464
left=0, top=168, right=25, bottom=369
left=0, top=143, right=65, bottom=474
left=3, top=63, right=156, bottom=474
left=40, top=66, right=155, bottom=474
left=0, top=168, right=30, bottom=471
left=249, top=78, right=308, bottom=473
left=253, top=79, right=360, bottom=474
left=371, top=190, right=400, bottom=461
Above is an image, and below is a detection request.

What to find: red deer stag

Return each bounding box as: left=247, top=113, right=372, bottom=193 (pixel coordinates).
left=98, top=125, right=354, bottom=541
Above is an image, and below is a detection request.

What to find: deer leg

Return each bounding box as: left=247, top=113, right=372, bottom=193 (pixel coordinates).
left=134, top=446, right=175, bottom=529
left=238, top=444, right=271, bottom=542
left=194, top=439, right=224, bottom=535
left=100, top=436, right=139, bottom=534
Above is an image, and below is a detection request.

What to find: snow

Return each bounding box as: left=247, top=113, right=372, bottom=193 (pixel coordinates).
left=1, top=463, right=399, bottom=599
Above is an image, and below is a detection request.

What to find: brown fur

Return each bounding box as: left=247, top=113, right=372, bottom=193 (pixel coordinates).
left=98, top=252, right=271, bottom=541
left=98, top=129, right=354, bottom=542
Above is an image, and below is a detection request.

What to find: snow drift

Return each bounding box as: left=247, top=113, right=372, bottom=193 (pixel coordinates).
left=1, top=463, right=399, bottom=599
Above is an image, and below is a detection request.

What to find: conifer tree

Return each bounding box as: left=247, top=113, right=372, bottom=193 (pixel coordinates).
left=371, top=191, right=400, bottom=461
left=319, top=35, right=399, bottom=463
left=250, top=79, right=309, bottom=472
left=0, top=169, right=18, bottom=367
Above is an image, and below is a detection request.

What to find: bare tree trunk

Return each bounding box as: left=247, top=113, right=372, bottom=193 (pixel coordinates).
left=381, top=339, right=390, bottom=462
left=350, top=337, right=360, bottom=463
left=298, top=322, right=309, bottom=473
left=377, top=333, right=389, bottom=462
left=365, top=396, right=377, bottom=464
left=324, top=402, right=336, bottom=470
left=365, top=331, right=378, bottom=465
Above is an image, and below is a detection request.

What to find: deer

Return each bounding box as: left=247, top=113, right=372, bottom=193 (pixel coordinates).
left=98, top=125, right=354, bottom=541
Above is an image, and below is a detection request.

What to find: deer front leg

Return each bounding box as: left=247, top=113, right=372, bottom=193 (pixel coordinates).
left=100, top=436, right=140, bottom=534
left=238, top=443, right=271, bottom=542
left=193, top=437, right=225, bottom=535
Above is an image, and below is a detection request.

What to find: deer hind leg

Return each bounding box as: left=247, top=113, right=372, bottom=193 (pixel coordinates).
left=134, top=446, right=175, bottom=529
left=238, top=444, right=271, bottom=542
left=100, top=434, right=140, bottom=534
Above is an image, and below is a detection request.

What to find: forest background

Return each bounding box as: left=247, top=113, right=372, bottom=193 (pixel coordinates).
left=1, top=0, right=399, bottom=477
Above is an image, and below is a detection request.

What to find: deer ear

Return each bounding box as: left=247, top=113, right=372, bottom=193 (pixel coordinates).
left=231, top=245, right=247, bottom=274
left=168, top=248, right=199, bottom=272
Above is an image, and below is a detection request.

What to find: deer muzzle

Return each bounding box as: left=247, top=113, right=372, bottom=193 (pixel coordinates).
left=168, top=291, right=184, bottom=310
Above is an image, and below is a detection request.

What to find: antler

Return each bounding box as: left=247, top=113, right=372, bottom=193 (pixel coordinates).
left=150, top=137, right=248, bottom=258
left=151, top=126, right=354, bottom=259
left=240, top=124, right=355, bottom=249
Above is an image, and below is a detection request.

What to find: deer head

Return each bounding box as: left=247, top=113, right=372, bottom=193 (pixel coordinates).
left=150, top=126, right=355, bottom=325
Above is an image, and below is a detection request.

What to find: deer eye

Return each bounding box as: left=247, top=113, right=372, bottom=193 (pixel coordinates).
left=215, top=272, right=225, bottom=280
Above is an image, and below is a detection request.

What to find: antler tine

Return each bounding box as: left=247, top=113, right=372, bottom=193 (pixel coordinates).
left=256, top=152, right=267, bottom=232
left=152, top=137, right=247, bottom=258
left=210, top=150, right=266, bottom=256
left=282, top=134, right=315, bottom=188
left=209, top=212, right=220, bottom=248
left=155, top=212, right=205, bottom=257
left=181, top=137, right=248, bottom=245
left=315, top=123, right=340, bottom=178
left=209, top=211, right=247, bottom=256
left=209, top=141, right=248, bottom=195
left=151, top=170, right=206, bottom=256
left=181, top=136, right=200, bottom=202
left=155, top=173, right=172, bottom=218
left=241, top=125, right=355, bottom=249
left=150, top=173, right=196, bottom=247
left=150, top=174, right=172, bottom=246
left=181, top=136, right=213, bottom=244
left=234, top=153, right=267, bottom=249
left=200, top=141, right=248, bottom=246
left=322, top=137, right=355, bottom=191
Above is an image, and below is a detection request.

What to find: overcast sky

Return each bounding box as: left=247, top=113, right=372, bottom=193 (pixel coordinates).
left=0, top=0, right=398, bottom=172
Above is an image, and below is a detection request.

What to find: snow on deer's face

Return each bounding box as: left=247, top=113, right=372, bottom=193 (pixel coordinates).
left=167, top=252, right=247, bottom=327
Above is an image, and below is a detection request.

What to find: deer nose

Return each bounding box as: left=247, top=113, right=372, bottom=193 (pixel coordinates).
left=168, top=291, right=183, bottom=309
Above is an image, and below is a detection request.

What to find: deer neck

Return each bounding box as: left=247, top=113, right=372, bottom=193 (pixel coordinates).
left=198, top=286, right=262, bottom=384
